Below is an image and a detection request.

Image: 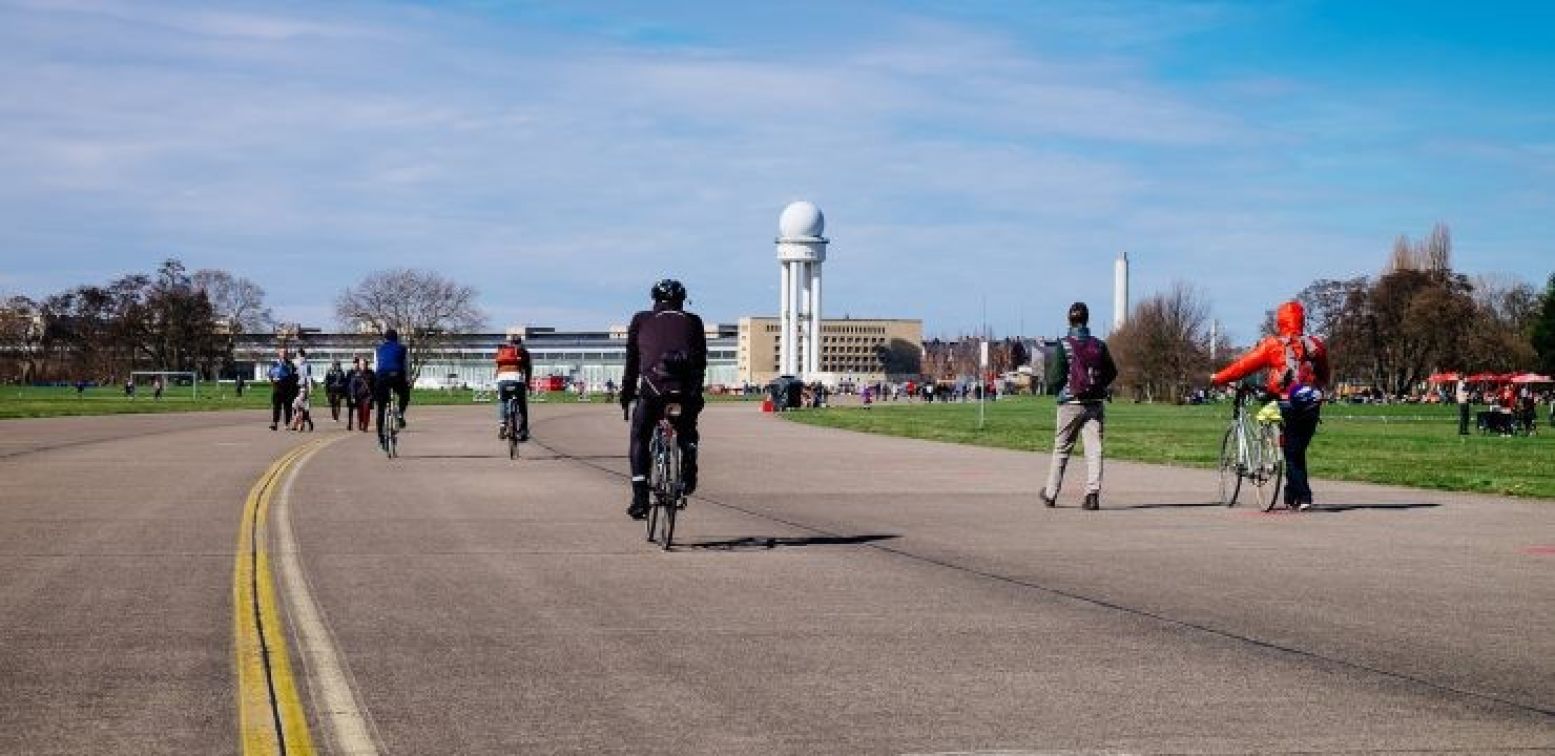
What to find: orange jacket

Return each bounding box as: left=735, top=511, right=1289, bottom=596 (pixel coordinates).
left=495, top=343, right=531, bottom=376
left=1212, top=300, right=1331, bottom=399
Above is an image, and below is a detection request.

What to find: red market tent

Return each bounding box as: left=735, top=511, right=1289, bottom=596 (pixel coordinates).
left=1465, top=372, right=1503, bottom=382
left=1511, top=373, right=1554, bottom=384
left=1426, top=372, right=1461, bottom=383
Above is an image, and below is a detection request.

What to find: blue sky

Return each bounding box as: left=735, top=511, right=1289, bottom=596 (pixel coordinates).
left=1, top=0, right=1551, bottom=343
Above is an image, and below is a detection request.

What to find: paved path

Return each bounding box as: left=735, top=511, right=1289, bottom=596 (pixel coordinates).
left=2, top=404, right=1552, bottom=754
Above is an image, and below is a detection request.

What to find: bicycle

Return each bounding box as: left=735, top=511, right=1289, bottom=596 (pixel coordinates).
left=382, top=405, right=401, bottom=459
left=641, top=401, right=687, bottom=551
left=1218, top=384, right=1286, bottom=511
left=501, top=387, right=525, bottom=460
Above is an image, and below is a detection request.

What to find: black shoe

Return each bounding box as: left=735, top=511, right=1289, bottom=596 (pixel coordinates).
left=627, top=483, right=650, bottom=520
left=680, top=445, right=698, bottom=496
left=1082, top=493, right=1100, bottom=510
left=269, top=424, right=277, bottom=431
left=1039, top=490, right=1057, bottom=508
left=1296, top=498, right=1313, bottom=511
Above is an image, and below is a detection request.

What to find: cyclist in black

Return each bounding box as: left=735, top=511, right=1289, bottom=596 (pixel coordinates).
left=621, top=279, right=707, bottom=520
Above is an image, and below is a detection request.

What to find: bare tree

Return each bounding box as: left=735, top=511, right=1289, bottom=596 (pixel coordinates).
left=1111, top=281, right=1214, bottom=402
left=335, top=268, right=485, bottom=382
left=193, top=269, right=272, bottom=333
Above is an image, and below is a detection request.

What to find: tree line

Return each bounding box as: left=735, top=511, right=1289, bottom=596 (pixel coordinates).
left=1, top=262, right=483, bottom=384
left=0, top=260, right=270, bottom=383
left=1110, top=223, right=1555, bottom=401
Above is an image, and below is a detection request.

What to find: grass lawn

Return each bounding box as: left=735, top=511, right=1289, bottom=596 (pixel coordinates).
left=783, top=396, right=1555, bottom=500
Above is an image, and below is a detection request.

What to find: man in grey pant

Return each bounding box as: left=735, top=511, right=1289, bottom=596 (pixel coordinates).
left=1040, top=302, right=1119, bottom=510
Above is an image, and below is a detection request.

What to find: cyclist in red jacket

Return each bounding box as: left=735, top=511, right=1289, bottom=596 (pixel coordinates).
left=494, top=334, right=532, bottom=440
left=1210, top=300, right=1332, bottom=510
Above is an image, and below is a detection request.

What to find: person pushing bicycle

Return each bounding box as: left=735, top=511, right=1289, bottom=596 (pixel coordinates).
left=621, top=279, right=707, bottom=520
left=1209, top=300, right=1332, bottom=510
left=494, top=333, right=532, bottom=441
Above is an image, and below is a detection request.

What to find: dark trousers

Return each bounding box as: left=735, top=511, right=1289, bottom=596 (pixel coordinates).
left=1458, top=402, right=1471, bottom=435
left=373, top=372, right=410, bottom=439
left=328, top=389, right=345, bottom=421
left=629, top=392, right=702, bottom=484
left=271, top=381, right=298, bottom=426
left=1281, top=406, right=1320, bottom=504
left=498, top=381, right=529, bottom=434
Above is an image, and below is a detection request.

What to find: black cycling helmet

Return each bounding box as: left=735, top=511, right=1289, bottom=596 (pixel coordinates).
left=651, top=278, right=687, bottom=303
left=383, top=327, right=399, bottom=341
left=508, top=332, right=523, bottom=344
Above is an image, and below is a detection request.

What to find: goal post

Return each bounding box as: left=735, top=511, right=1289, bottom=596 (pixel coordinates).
left=129, top=371, right=200, bottom=400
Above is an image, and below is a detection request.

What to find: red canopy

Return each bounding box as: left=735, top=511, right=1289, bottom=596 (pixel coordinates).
left=1426, top=372, right=1460, bottom=383
left=1465, top=372, right=1503, bottom=382
left=1511, top=373, right=1554, bottom=384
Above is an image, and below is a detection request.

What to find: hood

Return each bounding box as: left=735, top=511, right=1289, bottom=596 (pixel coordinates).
left=1275, top=300, right=1305, bottom=337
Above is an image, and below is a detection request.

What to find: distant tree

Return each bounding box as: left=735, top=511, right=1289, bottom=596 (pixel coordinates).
left=1532, top=272, right=1555, bottom=376
left=193, top=268, right=271, bottom=377
left=1465, top=274, right=1539, bottom=372
left=0, top=296, right=46, bottom=382
left=334, top=268, right=485, bottom=382
left=1111, top=281, right=1213, bottom=402
left=193, top=269, right=272, bottom=333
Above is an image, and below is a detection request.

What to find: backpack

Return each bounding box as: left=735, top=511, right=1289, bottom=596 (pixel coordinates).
left=1279, top=335, right=1318, bottom=391
left=1063, top=336, right=1106, bottom=402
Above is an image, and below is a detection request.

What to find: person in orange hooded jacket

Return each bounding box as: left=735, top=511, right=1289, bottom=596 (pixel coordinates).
left=1210, top=300, right=1332, bottom=510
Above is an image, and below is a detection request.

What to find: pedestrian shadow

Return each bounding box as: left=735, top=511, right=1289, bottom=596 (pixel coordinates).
left=683, top=534, right=899, bottom=552
left=1305, top=502, right=1440, bottom=513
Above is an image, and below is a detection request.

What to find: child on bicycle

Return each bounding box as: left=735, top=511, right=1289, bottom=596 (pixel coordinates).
left=1210, top=300, right=1331, bottom=510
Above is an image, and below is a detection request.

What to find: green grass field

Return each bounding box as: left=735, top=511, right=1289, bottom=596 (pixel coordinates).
left=784, top=396, right=1555, bottom=500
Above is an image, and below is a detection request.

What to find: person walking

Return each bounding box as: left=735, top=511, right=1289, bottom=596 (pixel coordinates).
left=267, top=346, right=300, bottom=430
left=1456, top=378, right=1472, bottom=436
left=324, top=359, right=347, bottom=423
left=1039, top=302, right=1118, bottom=511
left=348, top=356, right=375, bottom=433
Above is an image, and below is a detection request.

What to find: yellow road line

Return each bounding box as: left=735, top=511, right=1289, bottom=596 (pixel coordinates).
left=234, top=439, right=326, bottom=756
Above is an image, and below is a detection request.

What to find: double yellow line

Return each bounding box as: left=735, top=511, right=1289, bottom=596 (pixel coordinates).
left=233, top=439, right=330, bottom=756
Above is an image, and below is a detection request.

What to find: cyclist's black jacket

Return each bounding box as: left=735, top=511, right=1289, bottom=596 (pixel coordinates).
left=623, top=302, right=707, bottom=398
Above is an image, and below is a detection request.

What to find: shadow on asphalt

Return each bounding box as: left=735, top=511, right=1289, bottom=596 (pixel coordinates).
left=1307, top=502, right=1440, bottom=513
left=1109, top=501, right=1224, bottom=510
left=682, top=534, right=900, bottom=552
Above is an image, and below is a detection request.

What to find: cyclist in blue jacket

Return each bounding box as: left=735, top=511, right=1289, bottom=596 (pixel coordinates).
left=374, top=328, right=411, bottom=450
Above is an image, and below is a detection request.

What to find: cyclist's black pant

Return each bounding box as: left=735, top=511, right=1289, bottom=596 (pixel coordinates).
left=497, top=381, right=528, bottom=434
left=629, top=392, right=702, bottom=484
left=374, top=371, right=410, bottom=439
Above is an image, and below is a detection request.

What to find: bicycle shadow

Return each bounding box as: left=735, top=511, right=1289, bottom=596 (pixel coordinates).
left=682, top=534, right=900, bottom=552
left=1109, top=501, right=1225, bottom=510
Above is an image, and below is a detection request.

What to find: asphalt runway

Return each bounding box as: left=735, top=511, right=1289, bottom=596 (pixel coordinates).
left=2, top=403, right=1553, bottom=754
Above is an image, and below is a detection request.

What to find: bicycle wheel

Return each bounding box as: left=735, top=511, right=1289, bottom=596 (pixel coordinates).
left=1253, top=424, right=1284, bottom=512
left=645, top=434, right=664, bottom=542
left=1218, top=426, right=1242, bottom=506
left=659, top=442, right=679, bottom=551
left=507, top=405, right=519, bottom=460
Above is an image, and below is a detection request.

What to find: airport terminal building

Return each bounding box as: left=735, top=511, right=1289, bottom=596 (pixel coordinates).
left=236, top=317, right=922, bottom=390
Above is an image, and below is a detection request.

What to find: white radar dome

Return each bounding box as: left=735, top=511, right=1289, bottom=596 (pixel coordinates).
left=778, top=200, right=825, bottom=239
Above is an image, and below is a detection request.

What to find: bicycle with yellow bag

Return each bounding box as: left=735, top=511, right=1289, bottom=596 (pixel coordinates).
left=1218, top=383, right=1286, bottom=511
